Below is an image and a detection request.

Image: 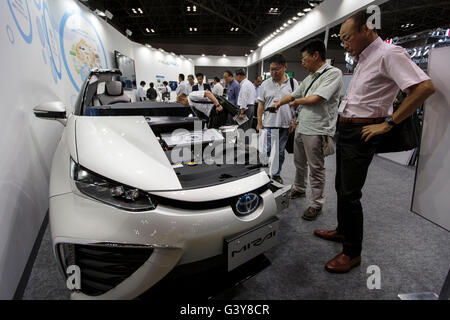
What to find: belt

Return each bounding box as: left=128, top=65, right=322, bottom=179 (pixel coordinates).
left=339, top=116, right=385, bottom=124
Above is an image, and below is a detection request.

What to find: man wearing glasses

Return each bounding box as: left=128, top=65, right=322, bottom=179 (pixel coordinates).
left=256, top=54, right=298, bottom=184
left=273, top=39, right=343, bottom=221
left=314, top=10, right=435, bottom=273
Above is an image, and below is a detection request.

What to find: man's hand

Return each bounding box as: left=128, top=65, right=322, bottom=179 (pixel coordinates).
left=361, top=123, right=392, bottom=142
left=239, top=113, right=245, bottom=119
left=256, top=123, right=264, bottom=132
left=289, top=101, right=299, bottom=107
left=216, top=105, right=223, bottom=112
left=289, top=121, right=297, bottom=134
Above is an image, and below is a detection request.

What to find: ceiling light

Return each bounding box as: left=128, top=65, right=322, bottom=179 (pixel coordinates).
left=202, top=54, right=205, bottom=57
left=231, top=27, right=234, bottom=31
left=222, top=54, right=226, bottom=57
left=235, top=27, right=239, bottom=31
left=288, top=20, right=293, bottom=24
left=151, top=29, right=155, bottom=33
left=194, top=27, right=197, bottom=31
left=297, top=12, right=305, bottom=16
left=104, top=10, right=113, bottom=19
left=245, top=54, right=248, bottom=57
left=146, top=28, right=150, bottom=33
left=193, top=5, right=197, bottom=11
left=293, top=16, right=299, bottom=21
left=132, top=8, right=137, bottom=14
left=189, top=27, right=193, bottom=31
left=187, top=6, right=191, bottom=11
left=280, top=26, right=285, bottom=30
left=283, top=23, right=288, bottom=27
left=137, top=8, right=143, bottom=14
left=125, top=29, right=132, bottom=36
left=303, top=8, right=311, bottom=12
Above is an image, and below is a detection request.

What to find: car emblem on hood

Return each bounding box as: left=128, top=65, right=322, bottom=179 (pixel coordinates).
left=235, top=193, right=260, bottom=216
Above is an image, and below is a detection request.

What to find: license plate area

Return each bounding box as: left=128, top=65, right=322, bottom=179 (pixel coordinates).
left=224, top=217, right=279, bottom=271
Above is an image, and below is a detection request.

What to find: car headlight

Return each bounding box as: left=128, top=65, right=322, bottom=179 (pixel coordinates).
left=70, top=158, right=157, bottom=211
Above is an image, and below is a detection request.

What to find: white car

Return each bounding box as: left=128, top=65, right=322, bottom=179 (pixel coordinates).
left=33, top=69, right=291, bottom=300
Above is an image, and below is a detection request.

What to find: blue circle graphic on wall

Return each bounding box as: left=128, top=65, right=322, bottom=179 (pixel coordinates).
left=59, top=11, right=108, bottom=92
left=7, top=0, right=33, bottom=44
left=43, top=1, right=62, bottom=80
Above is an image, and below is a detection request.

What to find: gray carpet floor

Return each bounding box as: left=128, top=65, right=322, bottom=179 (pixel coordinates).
left=22, top=154, right=450, bottom=300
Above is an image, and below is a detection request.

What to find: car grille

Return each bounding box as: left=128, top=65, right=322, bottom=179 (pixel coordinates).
left=152, top=183, right=269, bottom=210
left=58, top=243, right=153, bottom=296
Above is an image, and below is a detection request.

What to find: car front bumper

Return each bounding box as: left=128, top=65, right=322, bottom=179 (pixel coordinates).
left=50, top=181, right=291, bottom=300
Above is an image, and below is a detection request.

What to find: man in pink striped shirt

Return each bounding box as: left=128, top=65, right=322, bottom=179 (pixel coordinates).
left=314, top=9, right=436, bottom=273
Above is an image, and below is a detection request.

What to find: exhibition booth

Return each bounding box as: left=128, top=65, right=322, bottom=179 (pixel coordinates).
left=0, top=0, right=448, bottom=301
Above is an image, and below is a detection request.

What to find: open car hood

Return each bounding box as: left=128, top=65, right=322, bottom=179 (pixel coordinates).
left=75, top=116, right=182, bottom=191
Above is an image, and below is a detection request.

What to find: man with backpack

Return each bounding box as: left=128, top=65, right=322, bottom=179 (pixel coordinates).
left=146, top=82, right=158, bottom=101
left=256, top=54, right=298, bottom=184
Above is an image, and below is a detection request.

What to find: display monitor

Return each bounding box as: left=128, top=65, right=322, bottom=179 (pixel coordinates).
left=114, top=50, right=137, bottom=89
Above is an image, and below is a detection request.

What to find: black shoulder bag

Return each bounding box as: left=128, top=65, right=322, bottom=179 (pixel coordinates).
left=375, top=104, right=421, bottom=154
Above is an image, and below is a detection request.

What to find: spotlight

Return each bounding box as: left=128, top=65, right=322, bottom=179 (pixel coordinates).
left=125, top=29, right=132, bottom=37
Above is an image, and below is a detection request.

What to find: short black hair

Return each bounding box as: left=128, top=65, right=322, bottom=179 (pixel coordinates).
left=140, top=81, right=146, bottom=86
left=214, top=77, right=220, bottom=82
left=179, top=73, right=185, bottom=80
left=235, top=68, right=246, bottom=76
left=149, top=82, right=154, bottom=88
left=188, top=74, right=194, bottom=79
left=300, top=39, right=326, bottom=61
left=195, top=72, right=204, bottom=78
left=267, top=53, right=286, bottom=65
left=347, top=9, right=379, bottom=32
left=163, top=81, right=168, bottom=85
left=224, top=70, right=233, bottom=77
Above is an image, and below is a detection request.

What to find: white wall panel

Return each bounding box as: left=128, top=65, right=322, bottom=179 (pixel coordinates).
left=0, top=0, right=192, bottom=298
left=412, top=46, right=450, bottom=231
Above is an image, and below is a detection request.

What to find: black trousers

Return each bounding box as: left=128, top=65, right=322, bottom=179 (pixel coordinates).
left=335, top=122, right=382, bottom=258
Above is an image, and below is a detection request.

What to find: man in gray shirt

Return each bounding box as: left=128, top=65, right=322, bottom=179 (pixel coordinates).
left=275, top=39, right=343, bottom=220
left=257, top=54, right=298, bottom=183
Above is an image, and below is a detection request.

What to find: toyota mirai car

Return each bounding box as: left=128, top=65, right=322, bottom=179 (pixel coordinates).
left=33, top=69, right=291, bottom=300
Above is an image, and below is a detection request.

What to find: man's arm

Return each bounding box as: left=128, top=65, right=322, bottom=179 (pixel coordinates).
left=204, top=91, right=223, bottom=112
left=256, top=101, right=265, bottom=132
left=274, top=94, right=294, bottom=109
left=361, top=80, right=435, bottom=142
left=291, top=95, right=323, bottom=106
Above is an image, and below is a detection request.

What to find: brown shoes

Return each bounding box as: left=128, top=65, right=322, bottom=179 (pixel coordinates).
left=314, top=229, right=345, bottom=242
left=325, top=253, right=361, bottom=273
left=290, top=190, right=306, bottom=199
left=302, top=207, right=322, bottom=221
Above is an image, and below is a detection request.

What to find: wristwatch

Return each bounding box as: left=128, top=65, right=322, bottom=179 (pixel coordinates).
left=385, top=117, right=397, bottom=127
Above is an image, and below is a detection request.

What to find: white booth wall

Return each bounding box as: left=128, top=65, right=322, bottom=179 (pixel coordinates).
left=0, top=0, right=193, bottom=299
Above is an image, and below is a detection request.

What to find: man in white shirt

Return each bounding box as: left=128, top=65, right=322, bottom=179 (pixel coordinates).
left=212, top=77, right=224, bottom=96
left=186, top=74, right=195, bottom=94
left=257, top=54, right=298, bottom=183
left=136, top=81, right=146, bottom=101
left=235, top=69, right=256, bottom=131
left=161, top=81, right=171, bottom=101
left=176, top=74, right=188, bottom=95
left=176, top=91, right=226, bottom=128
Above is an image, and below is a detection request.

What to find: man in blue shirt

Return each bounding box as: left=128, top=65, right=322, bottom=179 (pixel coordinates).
left=224, top=70, right=240, bottom=124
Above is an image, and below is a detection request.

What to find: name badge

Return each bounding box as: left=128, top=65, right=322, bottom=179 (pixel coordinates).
left=338, top=98, right=348, bottom=114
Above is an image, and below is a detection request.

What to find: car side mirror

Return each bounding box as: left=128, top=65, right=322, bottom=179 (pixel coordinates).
left=33, top=101, right=67, bottom=126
